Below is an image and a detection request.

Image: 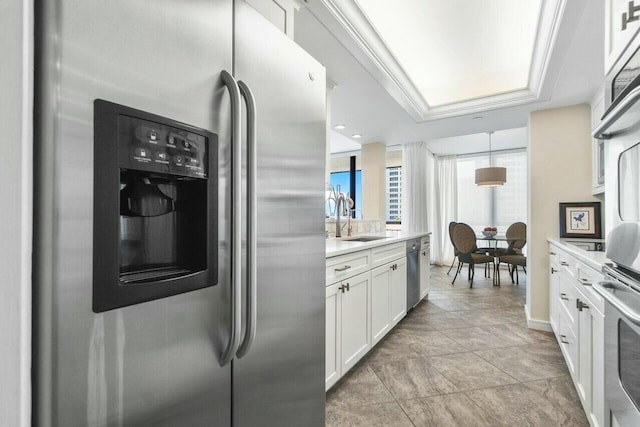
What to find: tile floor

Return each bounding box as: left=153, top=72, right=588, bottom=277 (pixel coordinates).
left=326, top=265, right=589, bottom=426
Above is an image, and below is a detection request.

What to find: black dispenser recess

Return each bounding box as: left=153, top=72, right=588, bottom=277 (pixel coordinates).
left=93, top=100, right=218, bottom=312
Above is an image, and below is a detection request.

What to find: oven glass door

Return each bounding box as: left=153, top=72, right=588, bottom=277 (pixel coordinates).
left=619, top=318, right=640, bottom=411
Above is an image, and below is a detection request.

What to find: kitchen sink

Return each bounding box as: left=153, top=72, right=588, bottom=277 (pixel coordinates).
left=341, top=236, right=389, bottom=242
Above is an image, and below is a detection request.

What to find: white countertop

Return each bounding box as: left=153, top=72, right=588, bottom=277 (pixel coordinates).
left=326, top=231, right=431, bottom=258
left=548, top=238, right=610, bottom=272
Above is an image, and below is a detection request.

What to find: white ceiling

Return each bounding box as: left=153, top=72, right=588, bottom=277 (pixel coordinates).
left=354, top=0, right=541, bottom=107
left=294, top=0, right=604, bottom=153
left=330, top=130, right=362, bottom=153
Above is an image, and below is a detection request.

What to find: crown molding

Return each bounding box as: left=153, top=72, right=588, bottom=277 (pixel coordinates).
left=314, top=0, right=568, bottom=122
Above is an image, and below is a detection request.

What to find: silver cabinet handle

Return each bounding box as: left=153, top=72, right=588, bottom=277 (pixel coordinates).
left=577, top=298, right=590, bottom=312
left=560, top=261, right=569, bottom=266
left=236, top=80, right=257, bottom=359
left=335, top=265, right=351, bottom=272
left=560, top=293, right=569, bottom=300
left=220, top=70, right=243, bottom=366
left=339, top=284, right=345, bottom=293
left=579, top=278, right=593, bottom=286
left=560, top=335, right=569, bottom=344
left=345, top=282, right=350, bottom=292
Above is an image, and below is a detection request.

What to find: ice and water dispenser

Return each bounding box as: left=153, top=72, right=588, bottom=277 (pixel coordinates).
left=93, top=100, right=218, bottom=312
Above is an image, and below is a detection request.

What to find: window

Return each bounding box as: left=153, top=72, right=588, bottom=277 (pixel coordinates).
left=456, top=150, right=527, bottom=233
left=328, top=170, right=362, bottom=218
left=386, top=166, right=402, bottom=222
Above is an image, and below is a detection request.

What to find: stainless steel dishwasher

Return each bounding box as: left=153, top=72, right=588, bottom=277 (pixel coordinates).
left=406, top=238, right=421, bottom=310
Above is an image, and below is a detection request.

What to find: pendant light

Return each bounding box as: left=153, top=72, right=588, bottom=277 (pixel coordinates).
left=475, top=131, right=507, bottom=186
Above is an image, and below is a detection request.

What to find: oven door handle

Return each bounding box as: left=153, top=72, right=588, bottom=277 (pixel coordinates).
left=594, top=281, right=640, bottom=326
left=593, top=85, right=640, bottom=140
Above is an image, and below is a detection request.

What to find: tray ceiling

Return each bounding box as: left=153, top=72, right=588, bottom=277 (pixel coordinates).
left=315, top=0, right=567, bottom=121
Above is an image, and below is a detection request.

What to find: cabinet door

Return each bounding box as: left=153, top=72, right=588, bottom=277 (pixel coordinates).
left=341, top=271, right=371, bottom=373
left=577, top=301, right=592, bottom=413
left=591, top=307, right=605, bottom=427
left=370, top=264, right=391, bottom=346
left=549, top=260, right=560, bottom=334
left=420, top=248, right=430, bottom=299
left=390, top=257, right=407, bottom=326
left=325, top=282, right=341, bottom=391
left=558, top=306, right=578, bottom=379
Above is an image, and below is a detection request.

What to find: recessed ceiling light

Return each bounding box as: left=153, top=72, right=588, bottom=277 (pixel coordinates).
left=352, top=134, right=362, bottom=139
left=334, top=124, right=346, bottom=130
left=472, top=116, right=483, bottom=120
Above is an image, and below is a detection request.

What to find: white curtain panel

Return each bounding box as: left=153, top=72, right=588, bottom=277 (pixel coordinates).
left=433, top=155, right=458, bottom=266
left=402, top=142, right=430, bottom=233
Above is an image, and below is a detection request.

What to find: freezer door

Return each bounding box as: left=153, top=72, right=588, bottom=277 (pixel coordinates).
left=34, top=0, right=234, bottom=425
left=233, top=2, right=327, bottom=426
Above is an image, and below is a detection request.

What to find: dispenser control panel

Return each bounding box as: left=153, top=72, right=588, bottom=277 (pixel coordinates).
left=93, top=99, right=218, bottom=313
left=118, top=115, right=208, bottom=178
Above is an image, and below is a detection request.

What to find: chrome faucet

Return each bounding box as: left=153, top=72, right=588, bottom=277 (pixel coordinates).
left=335, top=193, right=348, bottom=238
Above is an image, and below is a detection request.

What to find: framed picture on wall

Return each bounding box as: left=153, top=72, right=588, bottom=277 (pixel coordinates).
left=559, top=202, right=602, bottom=239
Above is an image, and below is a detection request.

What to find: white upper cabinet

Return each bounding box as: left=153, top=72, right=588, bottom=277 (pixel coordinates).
left=244, top=0, right=303, bottom=39
left=606, top=0, right=640, bottom=74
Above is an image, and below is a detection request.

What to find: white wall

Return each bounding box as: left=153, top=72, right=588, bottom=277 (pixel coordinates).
left=527, top=104, right=598, bottom=328
left=0, top=1, right=33, bottom=425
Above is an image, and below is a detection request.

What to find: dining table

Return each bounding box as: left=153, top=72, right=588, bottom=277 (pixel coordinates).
left=475, top=234, right=509, bottom=252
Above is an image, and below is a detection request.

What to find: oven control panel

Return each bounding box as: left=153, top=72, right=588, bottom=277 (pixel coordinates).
left=117, top=115, right=208, bottom=178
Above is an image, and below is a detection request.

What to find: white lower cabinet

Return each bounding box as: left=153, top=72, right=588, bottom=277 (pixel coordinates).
left=340, top=272, right=371, bottom=373
left=326, top=240, right=419, bottom=390
left=549, top=250, right=560, bottom=334
left=576, top=285, right=605, bottom=427
left=548, top=242, right=605, bottom=427
left=370, top=257, right=407, bottom=347
left=324, top=270, right=372, bottom=391
left=370, top=264, right=391, bottom=346
left=325, top=282, right=341, bottom=390
left=390, top=257, right=407, bottom=326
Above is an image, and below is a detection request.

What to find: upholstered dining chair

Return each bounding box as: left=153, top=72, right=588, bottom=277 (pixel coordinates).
left=451, top=223, right=495, bottom=288
left=447, top=221, right=459, bottom=275
left=497, top=254, right=527, bottom=284
left=496, top=222, right=527, bottom=285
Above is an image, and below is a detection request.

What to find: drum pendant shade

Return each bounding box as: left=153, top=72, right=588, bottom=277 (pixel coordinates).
left=475, top=131, right=507, bottom=186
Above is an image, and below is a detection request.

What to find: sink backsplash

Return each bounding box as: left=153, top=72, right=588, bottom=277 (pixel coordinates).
left=325, top=218, right=385, bottom=239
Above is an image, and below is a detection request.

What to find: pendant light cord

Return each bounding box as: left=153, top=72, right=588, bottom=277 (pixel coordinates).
left=488, top=132, right=493, bottom=167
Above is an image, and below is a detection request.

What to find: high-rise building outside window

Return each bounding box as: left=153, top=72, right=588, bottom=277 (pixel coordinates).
left=386, top=166, right=402, bottom=222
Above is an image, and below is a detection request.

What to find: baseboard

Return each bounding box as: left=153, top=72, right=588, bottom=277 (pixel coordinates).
left=524, top=304, right=552, bottom=332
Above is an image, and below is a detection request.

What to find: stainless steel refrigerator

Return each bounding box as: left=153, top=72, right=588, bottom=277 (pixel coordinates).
left=33, top=1, right=326, bottom=425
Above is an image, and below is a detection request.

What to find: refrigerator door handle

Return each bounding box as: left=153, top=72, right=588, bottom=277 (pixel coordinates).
left=236, top=80, right=257, bottom=359
left=220, top=70, right=243, bottom=366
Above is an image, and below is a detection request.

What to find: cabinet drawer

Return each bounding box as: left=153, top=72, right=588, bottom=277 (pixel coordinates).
left=326, top=250, right=371, bottom=286
left=559, top=275, right=577, bottom=331
left=371, top=243, right=405, bottom=268
left=420, top=235, right=430, bottom=248
left=576, top=261, right=605, bottom=314
left=558, top=251, right=577, bottom=277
